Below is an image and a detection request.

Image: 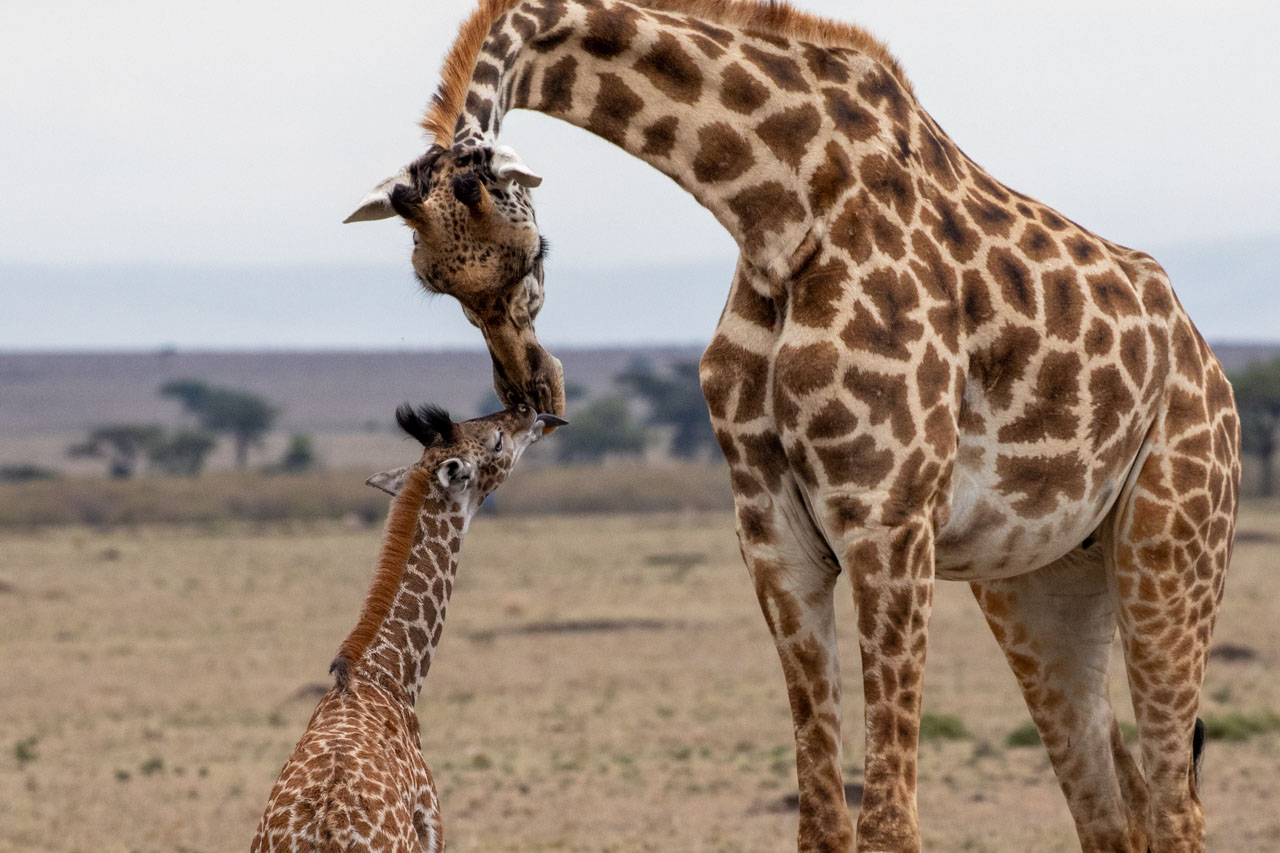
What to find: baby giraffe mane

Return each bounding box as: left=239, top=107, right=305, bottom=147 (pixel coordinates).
left=422, top=0, right=911, bottom=145
left=331, top=465, right=432, bottom=689
left=331, top=404, right=453, bottom=689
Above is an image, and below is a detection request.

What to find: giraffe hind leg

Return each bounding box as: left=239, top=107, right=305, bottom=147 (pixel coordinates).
left=1106, top=421, right=1235, bottom=853
left=971, top=547, right=1148, bottom=853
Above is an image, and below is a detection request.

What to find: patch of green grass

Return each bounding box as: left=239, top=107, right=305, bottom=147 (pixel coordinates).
left=1005, top=721, right=1041, bottom=748
left=919, top=713, right=970, bottom=741
left=13, top=736, right=38, bottom=766
left=1201, top=711, right=1280, bottom=742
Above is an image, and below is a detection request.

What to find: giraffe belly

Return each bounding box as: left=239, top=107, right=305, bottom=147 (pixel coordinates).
left=932, top=434, right=1125, bottom=581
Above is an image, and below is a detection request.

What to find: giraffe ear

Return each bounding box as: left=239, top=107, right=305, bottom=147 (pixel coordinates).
left=343, top=168, right=413, bottom=223
left=491, top=145, right=542, bottom=188
left=366, top=466, right=411, bottom=496
left=436, top=457, right=475, bottom=491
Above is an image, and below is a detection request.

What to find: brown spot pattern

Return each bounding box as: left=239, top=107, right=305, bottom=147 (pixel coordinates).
left=586, top=73, right=643, bottom=146
left=692, top=122, right=755, bottom=183
left=719, top=62, right=770, bottom=114
left=742, top=44, right=808, bottom=91
left=756, top=104, right=822, bottom=169
left=634, top=31, right=703, bottom=104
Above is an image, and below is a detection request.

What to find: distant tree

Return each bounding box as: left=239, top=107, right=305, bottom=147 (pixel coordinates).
left=278, top=433, right=319, bottom=474
left=1231, top=356, right=1280, bottom=497
left=148, top=429, right=217, bottom=477
left=68, top=424, right=164, bottom=479
left=160, top=379, right=280, bottom=468
left=0, top=464, right=59, bottom=482
left=475, top=382, right=586, bottom=417
left=158, top=379, right=213, bottom=412
left=616, top=360, right=718, bottom=459
left=557, top=396, right=647, bottom=463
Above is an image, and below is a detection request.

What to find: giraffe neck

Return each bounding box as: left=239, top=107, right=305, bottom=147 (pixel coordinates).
left=355, top=490, right=471, bottom=705
left=446, top=0, right=913, bottom=278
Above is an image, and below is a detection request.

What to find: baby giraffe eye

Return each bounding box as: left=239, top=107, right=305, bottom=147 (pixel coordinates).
left=492, top=430, right=504, bottom=453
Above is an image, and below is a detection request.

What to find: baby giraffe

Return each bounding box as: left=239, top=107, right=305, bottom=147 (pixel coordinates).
left=251, top=403, right=563, bottom=853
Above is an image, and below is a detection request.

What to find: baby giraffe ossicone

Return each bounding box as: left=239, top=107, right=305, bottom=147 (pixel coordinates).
left=251, top=403, right=563, bottom=853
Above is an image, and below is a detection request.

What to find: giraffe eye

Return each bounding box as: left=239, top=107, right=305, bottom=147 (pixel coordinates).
left=492, top=431, right=503, bottom=453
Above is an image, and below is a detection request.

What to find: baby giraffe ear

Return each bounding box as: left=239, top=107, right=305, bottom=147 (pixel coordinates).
left=436, top=457, right=475, bottom=491
left=366, top=466, right=411, bottom=497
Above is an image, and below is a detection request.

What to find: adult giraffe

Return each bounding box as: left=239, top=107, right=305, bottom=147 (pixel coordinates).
left=344, top=2, right=1241, bottom=850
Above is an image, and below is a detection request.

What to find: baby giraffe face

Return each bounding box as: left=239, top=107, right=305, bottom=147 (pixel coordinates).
left=367, top=403, right=565, bottom=512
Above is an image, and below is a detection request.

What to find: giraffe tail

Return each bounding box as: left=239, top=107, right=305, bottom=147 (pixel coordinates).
left=1192, top=716, right=1206, bottom=789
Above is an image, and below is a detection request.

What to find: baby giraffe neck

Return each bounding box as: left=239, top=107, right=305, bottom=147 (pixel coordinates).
left=338, top=473, right=471, bottom=705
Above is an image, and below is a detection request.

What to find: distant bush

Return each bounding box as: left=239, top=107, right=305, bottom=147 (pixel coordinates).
left=275, top=433, right=319, bottom=474
left=148, top=429, right=217, bottom=477
left=918, top=713, right=970, bottom=741
left=1201, top=711, right=1280, bottom=742
left=0, top=463, right=733, bottom=527
left=1005, top=721, right=1041, bottom=748
left=0, top=464, right=59, bottom=482
left=557, top=396, right=648, bottom=463
left=68, top=424, right=165, bottom=479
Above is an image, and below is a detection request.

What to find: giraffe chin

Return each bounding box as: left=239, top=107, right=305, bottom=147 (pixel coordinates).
left=491, top=345, right=565, bottom=425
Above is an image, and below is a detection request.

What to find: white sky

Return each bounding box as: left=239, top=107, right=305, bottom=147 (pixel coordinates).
left=2, top=1, right=1277, bottom=347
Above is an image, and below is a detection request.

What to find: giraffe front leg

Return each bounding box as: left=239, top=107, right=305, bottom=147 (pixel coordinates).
left=833, top=516, right=935, bottom=853
left=733, top=491, right=855, bottom=852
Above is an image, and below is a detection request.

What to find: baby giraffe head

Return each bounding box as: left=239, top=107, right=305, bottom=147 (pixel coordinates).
left=366, top=402, right=565, bottom=513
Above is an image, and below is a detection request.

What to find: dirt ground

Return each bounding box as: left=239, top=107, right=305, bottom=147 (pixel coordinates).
left=1, top=504, right=1278, bottom=852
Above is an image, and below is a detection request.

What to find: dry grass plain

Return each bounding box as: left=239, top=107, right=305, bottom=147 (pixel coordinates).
left=1, top=503, right=1278, bottom=852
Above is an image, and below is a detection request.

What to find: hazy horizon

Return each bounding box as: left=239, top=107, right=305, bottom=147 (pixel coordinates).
left=5, top=230, right=1278, bottom=350
left=3, top=1, right=1277, bottom=349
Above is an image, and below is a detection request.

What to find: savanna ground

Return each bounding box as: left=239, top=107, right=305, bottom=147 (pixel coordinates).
left=1, top=502, right=1278, bottom=852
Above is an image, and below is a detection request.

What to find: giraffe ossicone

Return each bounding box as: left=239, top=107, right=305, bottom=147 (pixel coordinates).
left=346, top=2, right=1240, bottom=850
left=250, top=404, right=559, bottom=852
left=345, top=143, right=543, bottom=222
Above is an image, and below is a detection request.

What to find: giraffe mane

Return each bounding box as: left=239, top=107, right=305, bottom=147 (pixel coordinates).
left=332, top=464, right=432, bottom=689
left=422, top=0, right=912, bottom=146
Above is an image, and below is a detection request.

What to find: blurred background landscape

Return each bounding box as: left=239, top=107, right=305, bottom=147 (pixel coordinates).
left=2, top=335, right=1279, bottom=527
left=3, top=0, right=1279, bottom=849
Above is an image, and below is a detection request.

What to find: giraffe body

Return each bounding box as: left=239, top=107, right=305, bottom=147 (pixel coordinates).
left=346, top=3, right=1241, bottom=850
left=253, top=682, right=442, bottom=852
left=251, top=405, right=559, bottom=852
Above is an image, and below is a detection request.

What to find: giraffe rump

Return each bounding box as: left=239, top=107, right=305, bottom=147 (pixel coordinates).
left=332, top=464, right=432, bottom=689
left=421, top=0, right=912, bottom=145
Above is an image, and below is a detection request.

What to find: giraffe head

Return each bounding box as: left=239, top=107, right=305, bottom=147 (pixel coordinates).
left=366, top=402, right=565, bottom=507
left=346, top=144, right=566, bottom=418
